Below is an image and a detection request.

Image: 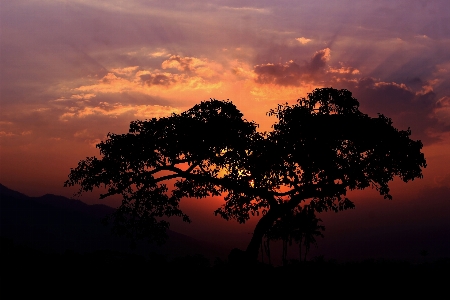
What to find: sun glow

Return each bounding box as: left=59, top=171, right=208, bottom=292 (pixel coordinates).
left=249, top=179, right=255, bottom=188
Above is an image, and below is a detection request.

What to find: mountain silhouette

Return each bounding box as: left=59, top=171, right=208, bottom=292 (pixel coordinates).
left=0, top=183, right=227, bottom=259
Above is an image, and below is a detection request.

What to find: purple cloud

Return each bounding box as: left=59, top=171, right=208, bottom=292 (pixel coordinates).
left=254, top=48, right=331, bottom=86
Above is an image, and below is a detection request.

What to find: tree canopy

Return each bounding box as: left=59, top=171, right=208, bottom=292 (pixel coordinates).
left=65, top=88, right=426, bottom=260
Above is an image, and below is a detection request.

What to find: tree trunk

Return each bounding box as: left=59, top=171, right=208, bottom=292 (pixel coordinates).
left=260, top=240, right=264, bottom=263
left=299, top=236, right=302, bottom=262
left=304, top=245, right=308, bottom=262
left=265, top=239, right=271, bottom=265
left=282, top=239, right=288, bottom=266
left=245, top=207, right=280, bottom=261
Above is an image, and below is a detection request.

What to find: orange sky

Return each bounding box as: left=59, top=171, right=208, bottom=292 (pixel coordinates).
left=1, top=0, right=449, bottom=259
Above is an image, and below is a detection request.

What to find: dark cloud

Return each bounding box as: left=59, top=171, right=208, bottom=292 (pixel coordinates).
left=254, top=61, right=303, bottom=86
left=436, top=96, right=450, bottom=109
left=336, top=78, right=448, bottom=145
left=254, top=48, right=330, bottom=86
left=308, top=48, right=330, bottom=72
left=140, top=74, right=176, bottom=86
left=352, top=78, right=415, bottom=114
left=161, top=55, right=205, bottom=72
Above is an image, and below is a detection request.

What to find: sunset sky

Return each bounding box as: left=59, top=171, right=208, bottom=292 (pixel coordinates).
left=1, top=0, right=449, bottom=260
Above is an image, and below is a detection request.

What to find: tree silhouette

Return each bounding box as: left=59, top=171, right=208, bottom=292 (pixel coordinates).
left=265, top=206, right=324, bottom=264
left=293, top=208, right=325, bottom=262
left=65, top=88, right=426, bottom=261
left=264, top=211, right=291, bottom=265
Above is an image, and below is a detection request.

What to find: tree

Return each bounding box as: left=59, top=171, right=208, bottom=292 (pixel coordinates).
left=264, top=211, right=292, bottom=265
left=265, top=206, right=324, bottom=264
left=64, top=88, right=426, bottom=261
left=294, top=208, right=325, bottom=262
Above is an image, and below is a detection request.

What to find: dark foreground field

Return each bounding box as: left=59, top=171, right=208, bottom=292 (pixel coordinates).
left=1, top=183, right=448, bottom=295
left=1, top=236, right=448, bottom=296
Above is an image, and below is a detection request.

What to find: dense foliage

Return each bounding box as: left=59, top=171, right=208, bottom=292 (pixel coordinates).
left=65, top=88, right=426, bottom=259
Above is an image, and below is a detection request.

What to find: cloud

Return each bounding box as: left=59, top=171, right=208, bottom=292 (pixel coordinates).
left=230, top=60, right=256, bottom=80
left=149, top=49, right=170, bottom=58
left=60, top=102, right=179, bottom=120
left=160, top=55, right=223, bottom=78
left=309, top=48, right=331, bottom=71
left=219, top=6, right=271, bottom=14
left=162, top=55, right=205, bottom=72
left=296, top=37, right=312, bottom=45
left=0, top=130, right=32, bottom=138
left=73, top=129, right=92, bottom=138
left=329, top=65, right=360, bottom=75
left=0, top=131, right=15, bottom=137
left=253, top=48, right=331, bottom=86
left=434, top=96, right=450, bottom=126
left=110, top=66, right=139, bottom=75
left=139, top=73, right=177, bottom=86
left=70, top=54, right=226, bottom=100
left=337, top=77, right=448, bottom=144
left=254, top=61, right=303, bottom=86
left=76, top=73, right=137, bottom=94
left=70, top=94, right=97, bottom=100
